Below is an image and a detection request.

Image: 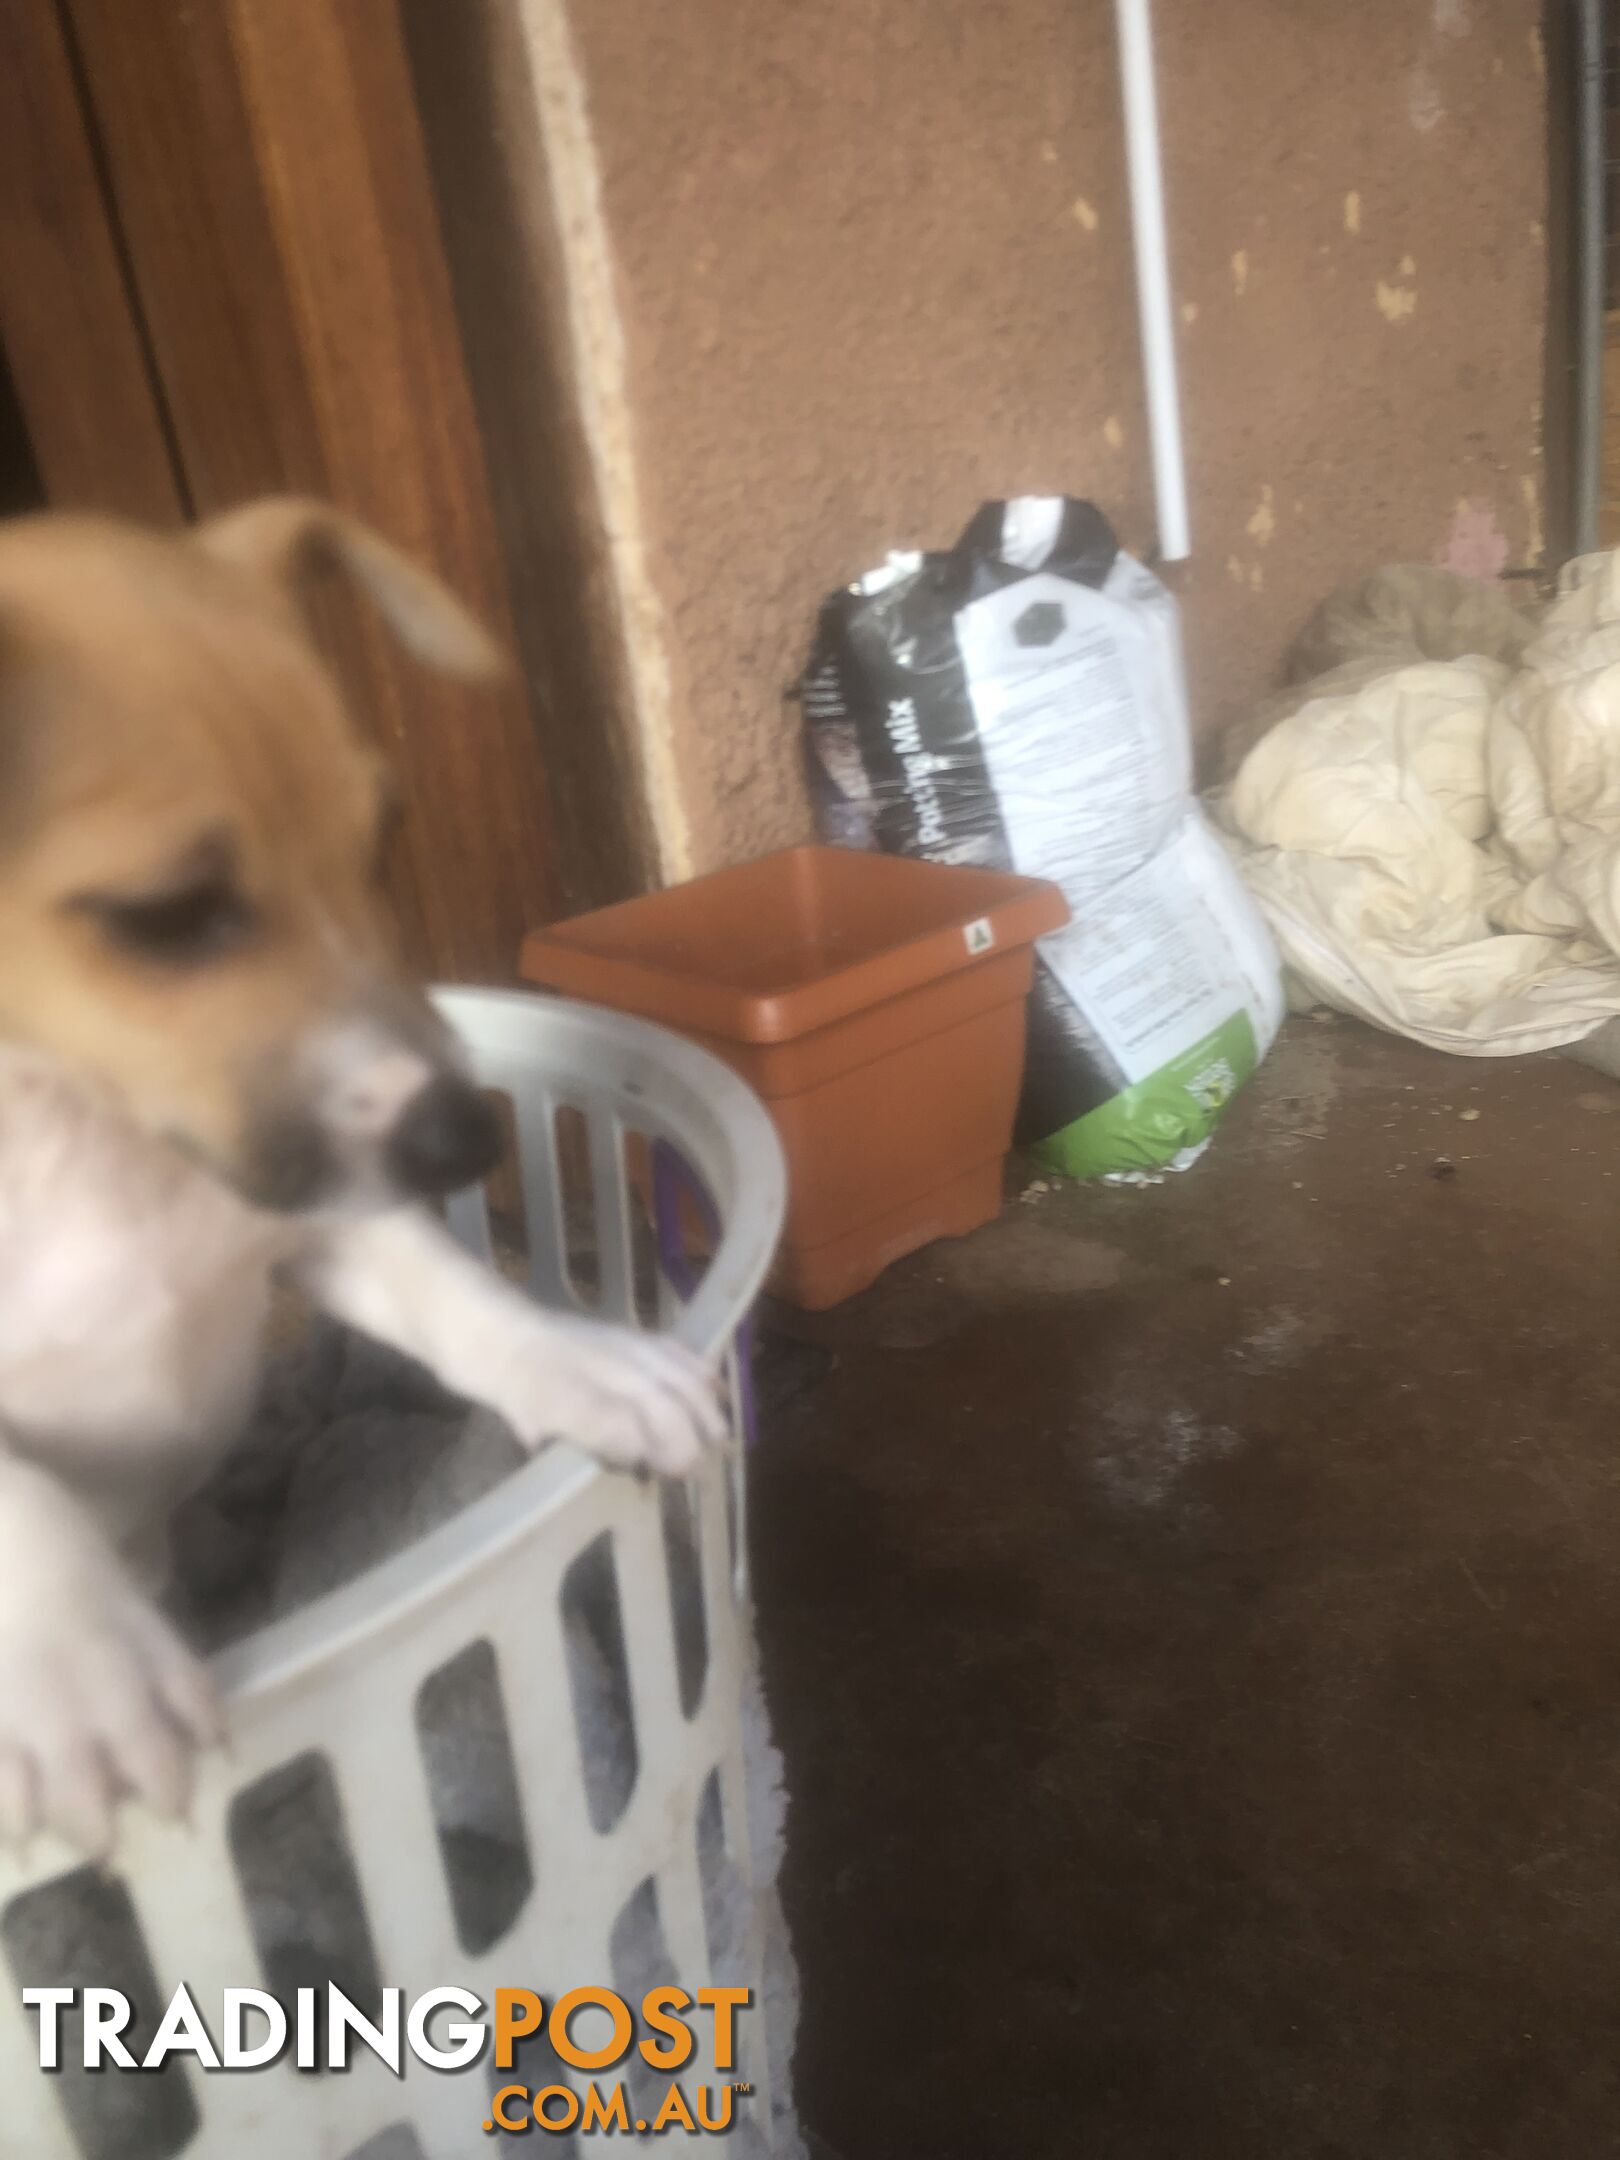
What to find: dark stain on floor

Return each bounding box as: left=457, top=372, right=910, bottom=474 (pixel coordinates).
left=750, top=1017, right=1620, bottom=2159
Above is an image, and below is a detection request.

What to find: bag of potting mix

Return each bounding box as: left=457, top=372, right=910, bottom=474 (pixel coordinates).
left=802, top=496, right=1283, bottom=1177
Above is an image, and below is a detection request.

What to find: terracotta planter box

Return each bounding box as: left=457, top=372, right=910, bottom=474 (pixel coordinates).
left=519, top=845, right=1068, bottom=1309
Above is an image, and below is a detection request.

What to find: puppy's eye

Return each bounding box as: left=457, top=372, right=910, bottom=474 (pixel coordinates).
left=76, top=880, right=257, bottom=964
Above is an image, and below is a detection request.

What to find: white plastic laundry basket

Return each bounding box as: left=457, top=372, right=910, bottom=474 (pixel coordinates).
left=0, top=988, right=786, bottom=2159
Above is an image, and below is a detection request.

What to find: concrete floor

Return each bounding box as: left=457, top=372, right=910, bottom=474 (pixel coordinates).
left=750, top=1017, right=1620, bottom=2160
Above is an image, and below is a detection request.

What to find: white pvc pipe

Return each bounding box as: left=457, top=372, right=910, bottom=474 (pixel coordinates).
left=1114, top=0, right=1191, bottom=561
left=1575, top=0, right=1604, bottom=557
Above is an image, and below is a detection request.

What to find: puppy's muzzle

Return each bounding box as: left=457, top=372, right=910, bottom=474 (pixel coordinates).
left=384, top=1071, right=502, bottom=1198
left=245, top=1066, right=502, bottom=1212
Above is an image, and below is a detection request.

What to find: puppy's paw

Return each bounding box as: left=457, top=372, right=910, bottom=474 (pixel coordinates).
left=483, top=1314, right=729, bottom=1477
left=0, top=1589, right=221, bottom=1859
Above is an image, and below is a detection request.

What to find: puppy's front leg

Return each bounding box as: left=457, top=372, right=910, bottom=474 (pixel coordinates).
left=0, top=1449, right=221, bottom=1856
left=297, top=1208, right=726, bottom=1476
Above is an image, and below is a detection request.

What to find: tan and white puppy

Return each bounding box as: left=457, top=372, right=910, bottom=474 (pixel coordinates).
left=0, top=498, right=723, bottom=1857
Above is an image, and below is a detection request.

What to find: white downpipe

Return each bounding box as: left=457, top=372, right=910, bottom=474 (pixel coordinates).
left=1114, top=0, right=1191, bottom=562
left=1575, top=0, right=1604, bottom=557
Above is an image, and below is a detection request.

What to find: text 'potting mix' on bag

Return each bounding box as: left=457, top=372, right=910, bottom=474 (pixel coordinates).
left=803, top=496, right=1283, bottom=1177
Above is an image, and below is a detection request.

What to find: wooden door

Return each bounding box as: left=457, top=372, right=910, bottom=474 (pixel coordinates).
left=0, top=0, right=563, bottom=981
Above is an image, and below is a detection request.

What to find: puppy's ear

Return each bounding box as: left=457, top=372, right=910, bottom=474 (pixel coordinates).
left=195, top=496, right=503, bottom=681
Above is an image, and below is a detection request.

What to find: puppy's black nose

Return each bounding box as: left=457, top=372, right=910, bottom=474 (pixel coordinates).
left=387, top=1073, right=502, bottom=1197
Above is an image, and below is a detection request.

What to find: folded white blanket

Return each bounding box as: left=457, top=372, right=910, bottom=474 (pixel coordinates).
left=1218, top=553, right=1620, bottom=1054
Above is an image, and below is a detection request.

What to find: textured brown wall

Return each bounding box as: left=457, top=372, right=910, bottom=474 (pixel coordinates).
left=566, top=0, right=1548, bottom=872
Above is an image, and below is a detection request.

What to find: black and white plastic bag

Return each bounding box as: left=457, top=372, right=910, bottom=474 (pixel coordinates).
left=803, top=497, right=1281, bottom=1176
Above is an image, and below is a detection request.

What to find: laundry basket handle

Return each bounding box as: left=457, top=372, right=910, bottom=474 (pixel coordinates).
left=652, top=1137, right=761, bottom=1448
left=431, top=985, right=785, bottom=1366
